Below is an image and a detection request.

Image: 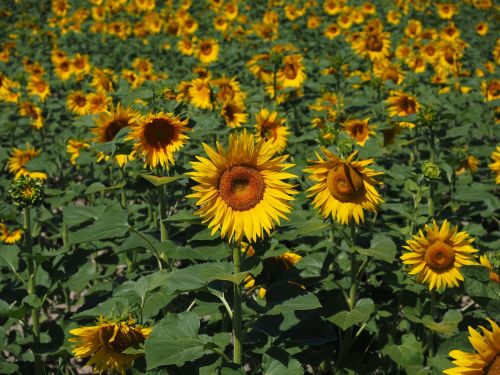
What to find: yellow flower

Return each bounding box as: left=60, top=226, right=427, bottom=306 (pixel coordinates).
left=127, top=112, right=189, bottom=169
left=7, top=145, right=48, bottom=180
left=386, top=90, right=420, bottom=128
left=187, top=130, right=297, bottom=243
left=19, top=102, right=44, bottom=130
left=401, top=220, right=478, bottom=291
left=476, top=22, right=489, bottom=36
left=304, top=150, right=383, bottom=225
left=479, top=255, right=499, bottom=283
left=54, top=59, right=73, bottom=81
left=69, top=316, right=152, bottom=374
left=86, top=91, right=109, bottom=114
left=342, top=118, right=374, bottom=146
left=27, top=78, right=51, bottom=102
left=196, top=38, right=219, bottom=64
left=277, top=54, right=307, bottom=89
left=482, top=80, right=500, bottom=102
left=67, top=91, right=89, bottom=116
left=254, top=108, right=290, bottom=153
left=456, top=155, right=479, bottom=176
left=221, top=100, right=248, bottom=128
left=0, top=224, right=23, bottom=244
left=352, top=31, right=391, bottom=61
left=66, top=139, right=90, bottom=165
left=489, top=146, right=500, bottom=184
left=436, top=3, right=458, bottom=20
left=372, top=59, right=405, bottom=85
left=324, top=23, right=341, bottom=40
left=444, top=320, right=500, bottom=375
left=188, top=78, right=213, bottom=109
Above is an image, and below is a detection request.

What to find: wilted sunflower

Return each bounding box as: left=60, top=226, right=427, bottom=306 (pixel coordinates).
left=342, top=118, right=374, bottom=146
left=489, top=146, right=500, bottom=184
left=401, top=220, right=478, bottom=291
left=69, top=316, right=152, bottom=374
left=92, top=104, right=140, bottom=167
left=254, top=108, right=290, bottom=153
left=187, top=130, right=297, bottom=243
left=304, top=150, right=383, bottom=225
left=444, top=319, right=500, bottom=375
left=127, top=112, right=189, bottom=169
left=7, top=144, right=47, bottom=180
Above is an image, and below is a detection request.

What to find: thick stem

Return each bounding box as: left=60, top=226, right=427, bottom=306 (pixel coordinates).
left=24, top=208, right=42, bottom=375
left=159, top=184, right=168, bottom=242
left=232, top=243, right=243, bottom=365
left=427, top=292, right=436, bottom=359
left=119, top=167, right=127, bottom=210
left=348, top=221, right=357, bottom=311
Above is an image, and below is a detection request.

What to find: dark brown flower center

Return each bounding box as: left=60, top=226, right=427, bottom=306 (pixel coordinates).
left=219, top=166, right=265, bottom=211
left=485, top=355, right=500, bottom=375
left=424, top=240, right=455, bottom=271
left=327, top=163, right=366, bottom=202
left=143, top=118, right=178, bottom=149
left=398, top=95, right=417, bottom=114
left=98, top=324, right=145, bottom=353
left=201, top=42, right=212, bottom=55
left=366, top=35, right=383, bottom=52
left=284, top=64, right=298, bottom=79
left=104, top=119, right=129, bottom=141
left=383, top=68, right=399, bottom=83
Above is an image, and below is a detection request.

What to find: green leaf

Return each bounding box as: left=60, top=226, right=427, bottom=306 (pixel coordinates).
left=139, top=173, right=184, bottom=187
left=381, top=333, right=424, bottom=369
left=266, top=293, right=322, bottom=315
left=262, top=352, right=303, bottom=375
left=69, top=203, right=129, bottom=244
left=487, top=299, right=500, bottom=321
left=354, top=235, right=397, bottom=263
left=422, top=310, right=462, bottom=336
left=329, top=298, right=375, bottom=330
left=84, top=182, right=124, bottom=195
left=145, top=312, right=208, bottom=369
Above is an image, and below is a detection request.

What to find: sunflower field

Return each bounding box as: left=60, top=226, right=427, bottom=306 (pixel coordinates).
left=1, top=0, right=500, bottom=374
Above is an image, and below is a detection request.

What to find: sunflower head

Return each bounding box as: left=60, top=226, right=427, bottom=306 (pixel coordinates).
left=9, top=175, right=45, bottom=208
left=69, top=316, right=152, bottom=374
left=187, top=130, right=297, bottom=243
left=305, top=150, right=383, bottom=225
left=127, top=112, right=189, bottom=169
left=401, top=220, right=479, bottom=291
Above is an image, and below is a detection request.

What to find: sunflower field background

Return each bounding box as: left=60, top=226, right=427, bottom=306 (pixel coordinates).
left=1, top=0, right=499, bottom=374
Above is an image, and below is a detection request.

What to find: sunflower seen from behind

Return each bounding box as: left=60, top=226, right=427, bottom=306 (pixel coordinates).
left=304, top=149, right=383, bottom=225
left=400, top=220, right=478, bottom=291
left=127, top=112, right=189, bottom=169
left=187, top=130, right=297, bottom=243
left=69, top=316, right=152, bottom=374
left=444, top=319, right=500, bottom=375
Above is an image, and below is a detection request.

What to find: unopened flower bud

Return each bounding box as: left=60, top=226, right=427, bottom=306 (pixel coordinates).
left=9, top=176, right=45, bottom=208
left=422, top=161, right=441, bottom=181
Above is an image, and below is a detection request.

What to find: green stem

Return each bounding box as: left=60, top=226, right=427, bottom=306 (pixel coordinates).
left=159, top=184, right=168, bottom=242
left=428, top=182, right=435, bottom=218
left=119, top=167, right=127, bottom=210
left=348, top=221, right=357, bottom=311
left=428, top=292, right=436, bottom=358
left=24, top=208, right=42, bottom=375
left=130, top=228, right=163, bottom=270
left=232, top=243, right=243, bottom=366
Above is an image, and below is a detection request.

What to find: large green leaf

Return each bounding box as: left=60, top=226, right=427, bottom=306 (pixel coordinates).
left=266, top=293, right=322, bottom=315
left=328, top=298, right=375, bottom=331
left=354, top=235, right=397, bottom=263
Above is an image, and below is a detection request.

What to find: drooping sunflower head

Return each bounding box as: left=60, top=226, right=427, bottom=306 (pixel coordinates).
left=127, top=112, right=189, bottom=169
left=304, top=149, right=383, bottom=225
left=444, top=319, right=500, bottom=375
left=69, top=316, right=152, bottom=374
left=401, top=220, right=479, bottom=291
left=187, top=130, right=297, bottom=243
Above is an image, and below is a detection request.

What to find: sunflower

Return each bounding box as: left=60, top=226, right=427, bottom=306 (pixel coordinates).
left=401, top=220, right=478, bottom=291
left=177, top=38, right=195, bottom=56
left=436, top=3, right=457, bottom=20
left=188, top=78, right=212, bottom=109
left=67, top=139, right=90, bottom=165
left=324, top=23, right=341, bottom=39
left=69, top=316, right=152, bottom=374
left=7, top=145, right=48, bottom=180
left=187, top=130, right=297, bottom=243
left=221, top=100, right=248, bottom=128
left=456, top=155, right=479, bottom=176
left=372, top=60, right=405, bottom=85
left=277, top=54, right=307, bottom=89
left=480, top=255, right=500, bottom=283
left=0, top=224, right=23, bottom=244
left=86, top=91, right=109, bottom=114
left=27, top=78, right=51, bottom=102
left=19, top=102, right=44, bottom=130
left=342, top=118, right=374, bottom=146
left=67, top=91, right=89, bottom=116
left=305, top=150, right=382, bottom=225
left=127, top=112, right=189, bottom=169
left=386, top=90, right=420, bottom=128
left=91, top=104, right=139, bottom=167
left=444, top=320, right=500, bottom=375
left=476, top=22, right=489, bottom=36
left=54, top=59, right=73, bottom=81
left=254, top=108, right=290, bottom=153
left=489, top=146, right=500, bottom=184
left=352, top=32, right=391, bottom=61
left=196, top=38, right=219, bottom=64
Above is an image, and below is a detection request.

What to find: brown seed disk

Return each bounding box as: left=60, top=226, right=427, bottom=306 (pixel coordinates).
left=424, top=240, right=455, bottom=271
left=486, top=355, right=500, bottom=375
left=144, top=118, right=178, bottom=149
left=219, top=166, right=265, bottom=211
left=326, top=163, right=366, bottom=203
left=105, top=119, right=129, bottom=141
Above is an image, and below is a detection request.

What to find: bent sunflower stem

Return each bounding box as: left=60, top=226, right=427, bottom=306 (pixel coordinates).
left=231, top=242, right=243, bottom=366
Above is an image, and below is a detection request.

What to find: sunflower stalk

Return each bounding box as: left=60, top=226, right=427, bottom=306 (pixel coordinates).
left=24, top=207, right=42, bottom=375
left=119, top=166, right=127, bottom=210
left=231, top=242, right=243, bottom=366
left=159, top=183, right=168, bottom=242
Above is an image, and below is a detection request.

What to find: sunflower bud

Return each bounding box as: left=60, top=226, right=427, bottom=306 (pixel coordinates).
left=9, top=176, right=45, bottom=208
left=270, top=51, right=283, bottom=68
left=422, top=161, right=441, bottom=181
